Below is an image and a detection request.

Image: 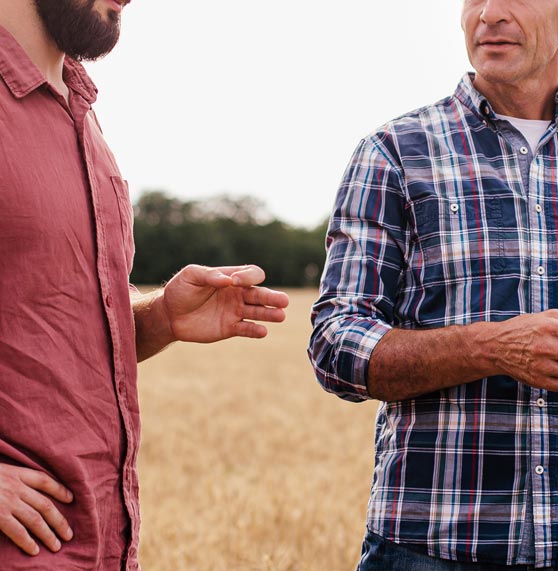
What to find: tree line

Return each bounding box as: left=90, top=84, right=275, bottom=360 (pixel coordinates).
left=130, top=190, right=328, bottom=287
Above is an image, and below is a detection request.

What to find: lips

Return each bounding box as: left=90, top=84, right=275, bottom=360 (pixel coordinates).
left=106, top=0, right=129, bottom=11
left=480, top=41, right=518, bottom=46
left=477, top=36, right=521, bottom=47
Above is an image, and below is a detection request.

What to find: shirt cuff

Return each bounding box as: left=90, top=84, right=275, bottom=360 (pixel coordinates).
left=310, top=316, right=392, bottom=402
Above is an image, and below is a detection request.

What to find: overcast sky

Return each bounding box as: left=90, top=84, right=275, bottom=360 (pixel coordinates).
left=86, top=0, right=471, bottom=228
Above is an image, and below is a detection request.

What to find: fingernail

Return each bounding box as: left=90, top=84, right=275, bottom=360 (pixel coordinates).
left=53, top=539, right=61, bottom=551
left=31, top=544, right=39, bottom=556
left=66, top=527, right=74, bottom=540
left=232, top=276, right=241, bottom=285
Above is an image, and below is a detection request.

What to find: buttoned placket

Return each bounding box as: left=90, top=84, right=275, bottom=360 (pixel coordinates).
left=493, top=119, right=558, bottom=567
left=521, top=128, right=555, bottom=569
left=529, top=138, right=556, bottom=569
left=69, top=93, right=138, bottom=568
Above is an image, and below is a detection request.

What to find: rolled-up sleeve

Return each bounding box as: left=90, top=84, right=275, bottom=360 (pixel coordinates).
left=308, top=136, right=409, bottom=402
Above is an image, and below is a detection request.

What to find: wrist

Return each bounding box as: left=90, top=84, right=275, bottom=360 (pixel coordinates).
left=151, top=288, right=176, bottom=346
left=132, top=288, right=176, bottom=361
left=463, top=320, right=502, bottom=378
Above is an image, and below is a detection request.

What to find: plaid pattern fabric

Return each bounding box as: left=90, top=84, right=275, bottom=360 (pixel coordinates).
left=308, top=74, right=558, bottom=567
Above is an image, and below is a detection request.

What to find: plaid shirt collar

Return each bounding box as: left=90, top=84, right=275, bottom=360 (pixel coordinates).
left=455, top=71, right=558, bottom=126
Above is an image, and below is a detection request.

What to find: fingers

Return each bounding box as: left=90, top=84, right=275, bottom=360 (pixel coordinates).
left=0, top=513, right=40, bottom=556
left=22, top=488, right=73, bottom=543
left=229, top=265, right=266, bottom=287
left=2, top=490, right=73, bottom=556
left=12, top=499, right=63, bottom=554
left=237, top=287, right=289, bottom=325
left=175, top=264, right=265, bottom=289
left=232, top=289, right=289, bottom=336
left=175, top=265, right=288, bottom=298
left=243, top=286, right=290, bottom=309
left=19, top=469, right=73, bottom=504
left=174, top=265, right=234, bottom=289
left=0, top=466, right=73, bottom=556
left=232, top=321, right=268, bottom=339
left=241, top=304, right=287, bottom=324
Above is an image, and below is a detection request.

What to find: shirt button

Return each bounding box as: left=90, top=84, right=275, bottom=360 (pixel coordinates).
left=537, top=398, right=546, bottom=407
left=535, top=465, right=545, bottom=475
left=537, top=266, right=545, bottom=276
left=105, top=294, right=112, bottom=307
left=519, top=146, right=529, bottom=155
left=535, top=204, right=542, bottom=213
left=450, top=203, right=459, bottom=213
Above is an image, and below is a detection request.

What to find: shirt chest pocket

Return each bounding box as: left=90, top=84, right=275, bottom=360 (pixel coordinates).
left=110, top=176, right=135, bottom=276
left=411, top=196, right=506, bottom=283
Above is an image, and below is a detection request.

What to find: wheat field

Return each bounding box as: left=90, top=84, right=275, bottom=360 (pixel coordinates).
left=137, top=289, right=378, bottom=571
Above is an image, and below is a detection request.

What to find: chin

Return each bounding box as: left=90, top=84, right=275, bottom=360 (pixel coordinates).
left=474, top=64, right=525, bottom=86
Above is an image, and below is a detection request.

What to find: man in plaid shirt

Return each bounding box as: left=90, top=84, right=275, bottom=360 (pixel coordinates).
left=309, top=1, right=558, bottom=569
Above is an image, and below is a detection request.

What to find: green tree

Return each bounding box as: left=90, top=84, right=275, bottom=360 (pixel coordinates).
left=130, top=190, right=328, bottom=287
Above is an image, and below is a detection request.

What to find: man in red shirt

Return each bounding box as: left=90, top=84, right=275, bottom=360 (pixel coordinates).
left=0, top=0, right=289, bottom=569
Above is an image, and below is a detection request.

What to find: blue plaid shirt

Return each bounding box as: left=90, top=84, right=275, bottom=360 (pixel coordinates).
left=308, top=74, right=558, bottom=568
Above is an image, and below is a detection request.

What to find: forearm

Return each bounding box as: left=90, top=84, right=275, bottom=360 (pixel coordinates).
left=368, top=321, right=503, bottom=401
left=131, top=288, right=175, bottom=363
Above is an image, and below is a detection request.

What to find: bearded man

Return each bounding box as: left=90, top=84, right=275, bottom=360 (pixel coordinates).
left=0, top=1, right=289, bottom=569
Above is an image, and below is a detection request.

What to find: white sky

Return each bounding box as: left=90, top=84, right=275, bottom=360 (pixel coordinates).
left=86, top=0, right=471, bottom=228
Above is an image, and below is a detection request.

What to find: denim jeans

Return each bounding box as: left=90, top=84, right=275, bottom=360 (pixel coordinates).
left=356, top=529, right=541, bottom=571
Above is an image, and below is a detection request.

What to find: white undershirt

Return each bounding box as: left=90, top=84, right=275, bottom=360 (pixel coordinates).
left=495, top=113, right=551, bottom=153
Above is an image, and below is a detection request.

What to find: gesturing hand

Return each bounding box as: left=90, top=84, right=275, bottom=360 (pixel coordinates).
left=163, top=264, right=289, bottom=343
left=0, top=464, right=73, bottom=556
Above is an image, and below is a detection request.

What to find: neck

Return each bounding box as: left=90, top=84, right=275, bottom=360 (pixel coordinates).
left=0, top=0, right=67, bottom=96
left=473, top=75, right=556, bottom=121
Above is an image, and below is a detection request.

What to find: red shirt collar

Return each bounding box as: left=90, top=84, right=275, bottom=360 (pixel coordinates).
left=0, top=25, right=97, bottom=104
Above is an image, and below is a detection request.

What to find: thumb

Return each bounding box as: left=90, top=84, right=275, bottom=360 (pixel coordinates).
left=180, top=265, right=234, bottom=289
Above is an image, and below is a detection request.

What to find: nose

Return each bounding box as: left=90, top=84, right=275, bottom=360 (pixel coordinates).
left=479, top=0, right=511, bottom=25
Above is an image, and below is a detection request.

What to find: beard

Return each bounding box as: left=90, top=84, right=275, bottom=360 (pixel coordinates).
left=33, top=0, right=122, bottom=61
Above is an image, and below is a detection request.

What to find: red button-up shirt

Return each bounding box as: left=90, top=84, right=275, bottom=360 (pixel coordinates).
left=0, top=26, right=140, bottom=570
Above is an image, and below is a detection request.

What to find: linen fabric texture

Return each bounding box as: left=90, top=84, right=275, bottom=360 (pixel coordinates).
left=0, top=26, right=140, bottom=570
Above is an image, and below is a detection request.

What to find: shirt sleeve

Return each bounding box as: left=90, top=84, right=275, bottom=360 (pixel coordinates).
left=308, top=136, right=409, bottom=402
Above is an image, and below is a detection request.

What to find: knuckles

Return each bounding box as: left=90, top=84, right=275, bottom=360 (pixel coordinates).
left=26, top=511, right=44, bottom=528
left=33, top=472, right=51, bottom=489
left=36, top=497, right=55, bottom=516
